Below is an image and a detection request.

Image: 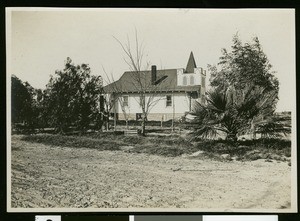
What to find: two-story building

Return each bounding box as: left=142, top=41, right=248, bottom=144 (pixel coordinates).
left=104, top=52, right=206, bottom=121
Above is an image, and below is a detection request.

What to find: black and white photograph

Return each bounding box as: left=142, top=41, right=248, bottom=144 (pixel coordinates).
left=6, top=8, right=296, bottom=212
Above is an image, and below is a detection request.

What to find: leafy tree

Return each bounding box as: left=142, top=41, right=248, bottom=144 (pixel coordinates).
left=192, top=35, right=280, bottom=140
left=11, top=75, right=36, bottom=132
left=209, top=35, right=279, bottom=93
left=32, top=88, right=47, bottom=129
left=44, top=57, right=103, bottom=133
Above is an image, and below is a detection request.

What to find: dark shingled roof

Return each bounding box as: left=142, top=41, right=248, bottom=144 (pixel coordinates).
left=104, top=51, right=201, bottom=94
left=104, top=68, right=201, bottom=94
left=185, top=51, right=197, bottom=73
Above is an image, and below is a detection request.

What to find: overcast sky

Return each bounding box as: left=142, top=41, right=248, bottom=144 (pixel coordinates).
left=7, top=8, right=295, bottom=111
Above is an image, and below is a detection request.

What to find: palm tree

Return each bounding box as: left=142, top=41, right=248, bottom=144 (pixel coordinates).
left=191, top=85, right=277, bottom=141
left=256, top=113, right=291, bottom=138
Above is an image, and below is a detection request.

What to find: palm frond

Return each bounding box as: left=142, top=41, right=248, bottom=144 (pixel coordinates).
left=206, top=88, right=227, bottom=113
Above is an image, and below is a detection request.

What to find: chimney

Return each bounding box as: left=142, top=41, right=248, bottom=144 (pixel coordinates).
left=151, top=65, right=157, bottom=85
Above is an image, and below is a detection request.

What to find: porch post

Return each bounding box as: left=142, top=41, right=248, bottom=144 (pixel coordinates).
left=189, top=92, right=192, bottom=112
left=172, top=93, right=175, bottom=132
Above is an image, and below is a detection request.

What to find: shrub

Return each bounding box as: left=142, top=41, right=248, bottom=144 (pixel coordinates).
left=194, top=138, right=290, bottom=161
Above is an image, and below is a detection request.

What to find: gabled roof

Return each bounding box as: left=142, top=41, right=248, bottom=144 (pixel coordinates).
left=185, top=51, right=197, bottom=73
left=104, top=51, right=201, bottom=94
left=104, top=68, right=200, bottom=94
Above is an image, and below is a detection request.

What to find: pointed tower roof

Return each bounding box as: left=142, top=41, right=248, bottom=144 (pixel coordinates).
left=185, top=51, right=197, bottom=73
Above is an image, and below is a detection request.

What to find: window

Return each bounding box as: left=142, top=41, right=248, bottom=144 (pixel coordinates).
left=190, top=75, right=194, bottom=85
left=166, top=95, right=172, bottom=107
left=136, top=113, right=142, bottom=120
left=190, top=91, right=198, bottom=99
left=183, top=76, right=187, bottom=85
left=122, top=96, right=128, bottom=107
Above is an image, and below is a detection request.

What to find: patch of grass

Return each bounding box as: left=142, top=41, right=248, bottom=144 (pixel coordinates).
left=21, top=134, right=123, bottom=151
left=20, top=133, right=291, bottom=161
left=21, top=133, right=197, bottom=158
left=133, top=135, right=197, bottom=157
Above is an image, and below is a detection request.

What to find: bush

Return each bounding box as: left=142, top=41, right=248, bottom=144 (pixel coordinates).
left=194, top=138, right=291, bottom=161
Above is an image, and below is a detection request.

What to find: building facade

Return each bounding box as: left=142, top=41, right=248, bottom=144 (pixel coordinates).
left=104, top=52, right=206, bottom=121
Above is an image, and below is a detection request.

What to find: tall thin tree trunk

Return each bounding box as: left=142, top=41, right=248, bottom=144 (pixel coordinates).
left=106, top=113, right=109, bottom=131
left=226, top=132, right=237, bottom=142
left=250, top=119, right=256, bottom=140
left=141, top=116, right=146, bottom=136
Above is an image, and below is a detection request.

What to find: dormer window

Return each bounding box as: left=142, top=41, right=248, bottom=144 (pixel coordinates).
left=190, top=76, right=194, bottom=85
left=183, top=76, right=187, bottom=85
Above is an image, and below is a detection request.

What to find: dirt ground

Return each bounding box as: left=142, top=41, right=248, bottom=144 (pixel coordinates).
left=10, top=135, right=291, bottom=210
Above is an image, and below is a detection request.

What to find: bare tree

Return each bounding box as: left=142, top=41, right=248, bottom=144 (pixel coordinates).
left=102, top=67, right=131, bottom=130
left=113, top=31, right=168, bottom=135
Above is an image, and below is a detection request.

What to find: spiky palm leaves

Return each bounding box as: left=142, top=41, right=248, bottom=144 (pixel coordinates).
left=256, top=113, right=291, bottom=138
left=191, top=85, right=278, bottom=140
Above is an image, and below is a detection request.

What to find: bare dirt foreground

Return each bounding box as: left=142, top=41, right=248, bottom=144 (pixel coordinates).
left=11, top=135, right=291, bottom=210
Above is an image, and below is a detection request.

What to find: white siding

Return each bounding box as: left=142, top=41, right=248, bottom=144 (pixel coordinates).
left=110, top=66, right=206, bottom=121
left=115, top=92, right=192, bottom=115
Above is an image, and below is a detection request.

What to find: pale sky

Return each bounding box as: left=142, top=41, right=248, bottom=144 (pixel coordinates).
left=7, top=8, right=295, bottom=111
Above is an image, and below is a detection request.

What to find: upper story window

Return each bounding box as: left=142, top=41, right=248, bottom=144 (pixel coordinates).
left=190, top=75, right=194, bottom=85
left=166, top=95, right=172, bottom=107
left=183, top=76, right=187, bottom=86
left=122, top=95, right=128, bottom=107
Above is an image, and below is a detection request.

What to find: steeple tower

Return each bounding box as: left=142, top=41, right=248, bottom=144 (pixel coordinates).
left=185, top=51, right=197, bottom=73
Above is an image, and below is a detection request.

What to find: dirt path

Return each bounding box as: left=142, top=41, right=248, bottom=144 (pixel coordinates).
left=10, top=136, right=291, bottom=210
